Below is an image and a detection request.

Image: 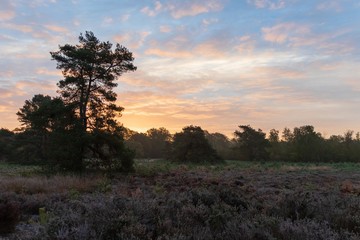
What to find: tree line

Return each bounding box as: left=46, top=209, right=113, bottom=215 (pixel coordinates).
left=124, top=125, right=360, bottom=163
left=2, top=124, right=360, bottom=167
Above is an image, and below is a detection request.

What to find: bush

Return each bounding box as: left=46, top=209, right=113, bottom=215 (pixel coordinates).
left=0, top=200, right=20, bottom=234
left=170, top=126, right=223, bottom=164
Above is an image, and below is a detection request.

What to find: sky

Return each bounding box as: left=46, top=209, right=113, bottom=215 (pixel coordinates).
left=0, top=0, right=360, bottom=137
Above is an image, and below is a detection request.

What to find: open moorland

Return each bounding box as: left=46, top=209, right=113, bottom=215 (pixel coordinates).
left=1, top=160, right=360, bottom=240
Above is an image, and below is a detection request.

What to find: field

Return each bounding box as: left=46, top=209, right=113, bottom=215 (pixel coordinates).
left=1, top=160, right=360, bottom=239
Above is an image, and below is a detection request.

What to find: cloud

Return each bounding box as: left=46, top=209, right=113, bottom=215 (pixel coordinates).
left=247, top=0, right=286, bottom=9
left=0, top=11, right=15, bottom=21
left=145, top=48, right=193, bottom=58
left=262, top=22, right=355, bottom=55
left=141, top=0, right=224, bottom=19
left=0, top=88, right=14, bottom=98
left=202, top=18, right=219, bottom=26
left=262, top=22, right=310, bottom=44
left=159, top=25, right=172, bottom=33
left=1, top=23, right=33, bottom=33
left=102, top=17, right=113, bottom=25
left=317, top=1, right=342, bottom=12
left=113, top=31, right=151, bottom=49
left=120, top=14, right=130, bottom=22
left=43, top=24, right=69, bottom=33
left=0, top=71, right=13, bottom=78
left=14, top=80, right=56, bottom=94
left=141, top=1, right=162, bottom=17
left=168, top=0, right=223, bottom=19
left=35, top=68, right=62, bottom=76
left=0, top=1, right=15, bottom=21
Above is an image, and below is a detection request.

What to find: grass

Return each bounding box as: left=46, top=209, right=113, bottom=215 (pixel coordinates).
left=2, top=160, right=360, bottom=179
left=133, top=159, right=360, bottom=176
left=0, top=162, right=41, bottom=177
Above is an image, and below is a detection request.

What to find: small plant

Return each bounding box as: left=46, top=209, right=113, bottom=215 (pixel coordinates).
left=39, top=207, right=48, bottom=225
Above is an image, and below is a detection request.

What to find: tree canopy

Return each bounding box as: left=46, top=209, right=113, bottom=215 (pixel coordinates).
left=170, top=126, right=223, bottom=163
left=234, top=125, right=269, bottom=161
left=50, top=31, right=136, bottom=133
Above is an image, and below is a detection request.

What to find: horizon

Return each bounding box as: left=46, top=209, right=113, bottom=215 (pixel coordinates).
left=1, top=0, right=360, bottom=137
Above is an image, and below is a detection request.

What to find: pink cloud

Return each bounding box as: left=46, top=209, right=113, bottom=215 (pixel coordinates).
left=43, top=24, right=68, bottom=33
left=0, top=11, right=15, bottom=21
left=0, top=71, right=14, bottom=78
left=0, top=0, right=15, bottom=21
left=159, top=25, right=172, bottom=33
left=1, top=23, right=33, bottom=33
left=194, top=42, right=226, bottom=58
left=35, top=68, right=62, bottom=76
left=262, top=22, right=310, bottom=44
left=145, top=48, right=192, bottom=58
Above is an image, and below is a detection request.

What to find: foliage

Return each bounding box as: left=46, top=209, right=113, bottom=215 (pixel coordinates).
left=205, top=132, right=237, bottom=160
left=146, top=127, right=172, bottom=158
left=292, top=125, right=324, bottom=162
left=125, top=127, right=172, bottom=159
left=234, top=125, right=269, bottom=161
left=0, top=128, right=15, bottom=161
left=170, top=126, right=223, bottom=163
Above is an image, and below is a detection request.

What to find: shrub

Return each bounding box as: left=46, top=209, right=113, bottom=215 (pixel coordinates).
left=170, top=126, right=223, bottom=164
left=0, top=200, right=20, bottom=234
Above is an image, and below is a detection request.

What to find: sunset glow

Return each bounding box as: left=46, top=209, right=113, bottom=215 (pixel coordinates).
left=1, top=0, right=360, bottom=136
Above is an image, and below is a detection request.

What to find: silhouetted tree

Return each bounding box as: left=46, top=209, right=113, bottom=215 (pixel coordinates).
left=126, top=132, right=150, bottom=158
left=292, top=125, right=323, bottom=162
left=15, top=95, right=77, bottom=166
left=51, top=31, right=136, bottom=133
left=17, top=95, right=74, bottom=132
left=234, top=125, right=269, bottom=161
left=170, top=126, right=222, bottom=163
left=205, top=132, right=233, bottom=160
left=15, top=32, right=136, bottom=171
left=146, top=127, right=172, bottom=158
left=267, top=129, right=283, bottom=161
left=0, top=129, right=15, bottom=161
left=48, top=31, right=137, bottom=171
